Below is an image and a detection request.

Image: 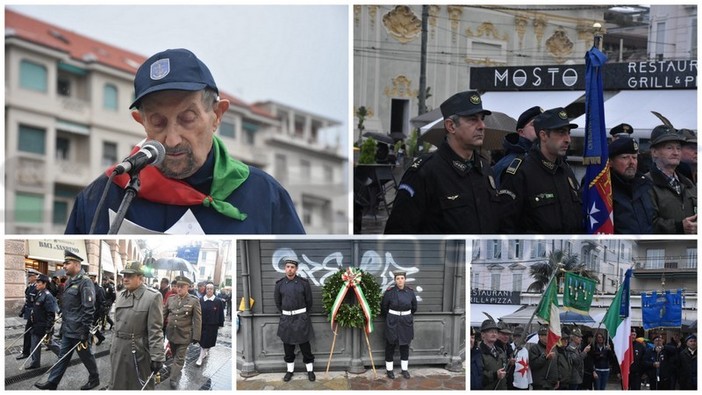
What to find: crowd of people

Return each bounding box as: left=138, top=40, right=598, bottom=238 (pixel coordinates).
left=384, top=90, right=697, bottom=235
left=471, top=318, right=697, bottom=390
left=16, top=251, right=229, bottom=390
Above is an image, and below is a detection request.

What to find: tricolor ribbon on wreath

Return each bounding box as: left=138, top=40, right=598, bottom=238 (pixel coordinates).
left=329, top=267, right=374, bottom=334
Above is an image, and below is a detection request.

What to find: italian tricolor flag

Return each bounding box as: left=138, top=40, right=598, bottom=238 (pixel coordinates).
left=602, top=268, right=633, bottom=390
left=535, top=280, right=561, bottom=352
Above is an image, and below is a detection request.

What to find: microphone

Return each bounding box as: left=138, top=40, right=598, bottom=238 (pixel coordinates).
left=113, top=140, right=165, bottom=175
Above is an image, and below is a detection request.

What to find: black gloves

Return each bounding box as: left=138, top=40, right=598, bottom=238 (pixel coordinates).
left=151, top=361, right=163, bottom=372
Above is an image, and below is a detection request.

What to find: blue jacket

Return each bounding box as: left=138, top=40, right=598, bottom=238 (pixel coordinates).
left=493, top=133, right=532, bottom=188
left=611, top=171, right=654, bottom=234
left=66, top=148, right=304, bottom=234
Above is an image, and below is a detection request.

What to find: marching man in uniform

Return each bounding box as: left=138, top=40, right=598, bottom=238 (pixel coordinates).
left=110, top=261, right=165, bottom=390
left=164, top=276, right=202, bottom=389
left=26, top=274, right=58, bottom=370
left=274, top=258, right=316, bottom=382
left=381, top=272, right=418, bottom=379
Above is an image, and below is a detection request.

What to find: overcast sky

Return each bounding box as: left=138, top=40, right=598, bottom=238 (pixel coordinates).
left=7, top=4, right=349, bottom=152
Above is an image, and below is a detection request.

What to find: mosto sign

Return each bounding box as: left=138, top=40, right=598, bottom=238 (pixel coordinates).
left=470, top=60, right=697, bottom=91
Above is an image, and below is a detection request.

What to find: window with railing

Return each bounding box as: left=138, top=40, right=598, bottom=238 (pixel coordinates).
left=686, top=248, right=697, bottom=268
left=646, top=248, right=665, bottom=269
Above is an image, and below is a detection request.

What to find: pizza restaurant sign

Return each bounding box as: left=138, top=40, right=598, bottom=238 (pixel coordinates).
left=471, top=289, right=521, bottom=304
left=470, top=60, right=697, bottom=91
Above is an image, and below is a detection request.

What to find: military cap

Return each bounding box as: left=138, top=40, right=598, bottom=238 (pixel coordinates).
left=608, top=137, right=639, bottom=158
left=685, top=334, right=697, bottom=342
left=26, top=268, right=40, bottom=277
left=512, top=326, right=525, bottom=337
left=64, top=250, right=84, bottom=263
left=175, top=276, right=193, bottom=286
left=121, top=261, right=144, bottom=275
left=440, top=90, right=492, bottom=119
left=498, top=321, right=513, bottom=334
left=610, top=123, right=634, bottom=137
left=570, top=327, right=583, bottom=338
left=130, top=48, right=219, bottom=109
left=652, top=334, right=662, bottom=341
left=680, top=128, right=697, bottom=145
left=534, top=107, right=578, bottom=131
left=516, top=106, right=544, bottom=131
left=650, top=125, right=685, bottom=147
left=538, top=326, right=549, bottom=335
left=36, top=274, right=50, bottom=283
left=284, top=258, right=299, bottom=267
left=394, top=271, right=407, bottom=278
left=88, top=272, right=98, bottom=277
left=480, top=318, right=500, bottom=332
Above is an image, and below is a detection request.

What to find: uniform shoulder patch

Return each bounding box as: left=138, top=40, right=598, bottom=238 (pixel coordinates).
left=505, top=158, right=523, bottom=175
left=407, top=154, right=433, bottom=172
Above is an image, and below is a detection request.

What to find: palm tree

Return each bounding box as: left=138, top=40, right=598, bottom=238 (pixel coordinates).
left=526, top=249, right=597, bottom=293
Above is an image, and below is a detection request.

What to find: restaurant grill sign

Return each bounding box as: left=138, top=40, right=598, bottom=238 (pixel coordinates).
left=470, top=60, right=697, bottom=91
left=471, top=289, right=521, bottom=304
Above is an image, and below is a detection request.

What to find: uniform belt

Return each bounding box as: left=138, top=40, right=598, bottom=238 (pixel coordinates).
left=389, top=309, right=412, bottom=316
left=114, top=331, right=147, bottom=339
left=282, top=308, right=307, bottom=316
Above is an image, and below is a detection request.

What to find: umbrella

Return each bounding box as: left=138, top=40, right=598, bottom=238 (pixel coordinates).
left=410, top=108, right=442, bottom=128
left=560, top=310, right=596, bottom=326
left=151, top=257, right=197, bottom=275
left=417, top=111, right=517, bottom=150
left=362, top=131, right=394, bottom=145
left=52, top=269, right=66, bottom=277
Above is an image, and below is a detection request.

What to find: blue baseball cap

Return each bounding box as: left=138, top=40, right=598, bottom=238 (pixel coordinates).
left=130, top=48, right=219, bottom=109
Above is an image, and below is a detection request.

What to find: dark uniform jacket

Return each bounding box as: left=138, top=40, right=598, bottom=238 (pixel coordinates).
left=165, top=293, right=202, bottom=345
left=493, top=133, right=532, bottom=188
left=471, top=344, right=484, bottom=390
left=630, top=340, right=647, bottom=376
left=384, top=140, right=503, bottom=234
left=566, top=342, right=587, bottom=385
left=61, top=270, right=96, bottom=339
left=30, top=289, right=58, bottom=334
left=93, top=282, right=106, bottom=323
left=381, top=285, right=417, bottom=345
left=199, top=296, right=225, bottom=349
left=644, top=345, right=676, bottom=388
left=21, top=283, right=37, bottom=318
left=645, top=165, right=697, bottom=234
left=480, top=341, right=508, bottom=390
left=611, top=171, right=654, bottom=234
left=501, top=145, right=584, bottom=234
left=65, top=147, right=305, bottom=234
left=274, top=275, right=313, bottom=345
left=529, top=341, right=560, bottom=389
left=104, top=282, right=116, bottom=306
left=678, top=347, right=697, bottom=390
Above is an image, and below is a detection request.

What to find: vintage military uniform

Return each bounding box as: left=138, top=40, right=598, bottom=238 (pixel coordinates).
left=36, top=250, right=99, bottom=390
left=385, top=90, right=505, bottom=234
left=18, top=269, right=39, bottom=360
left=110, top=262, right=165, bottom=390
left=274, top=259, right=315, bottom=381
left=479, top=319, right=508, bottom=390
left=165, top=276, right=202, bottom=389
left=27, top=274, right=58, bottom=369
left=501, top=108, right=584, bottom=234
left=381, top=279, right=418, bottom=379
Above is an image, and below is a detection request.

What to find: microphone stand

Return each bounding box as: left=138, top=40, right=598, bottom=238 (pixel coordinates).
left=107, top=170, right=142, bottom=234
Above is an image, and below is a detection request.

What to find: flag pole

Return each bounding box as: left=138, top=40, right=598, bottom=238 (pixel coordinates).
left=524, top=264, right=565, bottom=335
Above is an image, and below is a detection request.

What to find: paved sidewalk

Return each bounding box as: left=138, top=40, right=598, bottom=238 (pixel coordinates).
left=237, top=365, right=465, bottom=391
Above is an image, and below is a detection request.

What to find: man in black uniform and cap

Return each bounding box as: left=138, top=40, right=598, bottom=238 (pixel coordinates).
left=26, top=274, right=58, bottom=369
left=274, top=258, right=315, bottom=382
left=36, top=250, right=99, bottom=390
left=493, top=105, right=543, bottom=187
left=501, top=107, right=584, bottom=233
left=609, top=137, right=654, bottom=234
left=17, top=269, right=39, bottom=360
left=381, top=272, right=418, bottom=379
left=384, top=90, right=505, bottom=234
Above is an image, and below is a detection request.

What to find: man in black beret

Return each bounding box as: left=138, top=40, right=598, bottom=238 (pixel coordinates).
left=644, top=125, right=697, bottom=234
left=610, top=123, right=634, bottom=140
left=493, top=105, right=543, bottom=187
left=608, top=137, right=654, bottom=234
left=385, top=90, right=507, bottom=234
left=501, top=107, right=584, bottom=233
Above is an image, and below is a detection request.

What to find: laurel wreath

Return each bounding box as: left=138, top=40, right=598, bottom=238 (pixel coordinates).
left=321, top=269, right=382, bottom=329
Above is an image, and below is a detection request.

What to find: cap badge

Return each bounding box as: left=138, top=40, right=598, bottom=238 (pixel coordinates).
left=633, top=141, right=639, bottom=150
left=558, top=111, right=568, bottom=120
left=623, top=125, right=631, bottom=131
left=150, top=58, right=170, bottom=80
left=469, top=95, right=481, bottom=105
